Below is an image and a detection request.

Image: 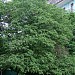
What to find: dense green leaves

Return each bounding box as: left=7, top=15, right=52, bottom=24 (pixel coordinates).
left=0, top=0, right=75, bottom=75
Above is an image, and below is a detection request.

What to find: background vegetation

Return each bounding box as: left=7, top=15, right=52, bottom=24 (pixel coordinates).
left=0, top=0, right=75, bottom=75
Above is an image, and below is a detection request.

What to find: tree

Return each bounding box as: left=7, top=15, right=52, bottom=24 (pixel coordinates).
left=0, top=0, right=75, bottom=75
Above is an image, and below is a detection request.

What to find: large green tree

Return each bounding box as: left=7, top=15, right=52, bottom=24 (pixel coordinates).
left=0, top=0, right=75, bottom=75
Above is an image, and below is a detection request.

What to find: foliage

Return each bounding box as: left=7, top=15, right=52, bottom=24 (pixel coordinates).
left=0, top=0, right=75, bottom=75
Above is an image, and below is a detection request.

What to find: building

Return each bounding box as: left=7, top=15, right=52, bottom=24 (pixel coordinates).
left=2, top=0, right=12, bottom=3
left=48, top=0, right=75, bottom=12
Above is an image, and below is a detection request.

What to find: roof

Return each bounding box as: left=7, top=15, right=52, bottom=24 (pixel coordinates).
left=48, top=0, right=73, bottom=7
left=48, top=0, right=63, bottom=4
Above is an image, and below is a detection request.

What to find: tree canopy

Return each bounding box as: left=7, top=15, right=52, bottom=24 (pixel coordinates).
left=0, top=0, right=75, bottom=75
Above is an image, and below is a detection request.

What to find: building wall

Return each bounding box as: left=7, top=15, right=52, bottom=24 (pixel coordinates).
left=62, top=0, right=75, bottom=12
